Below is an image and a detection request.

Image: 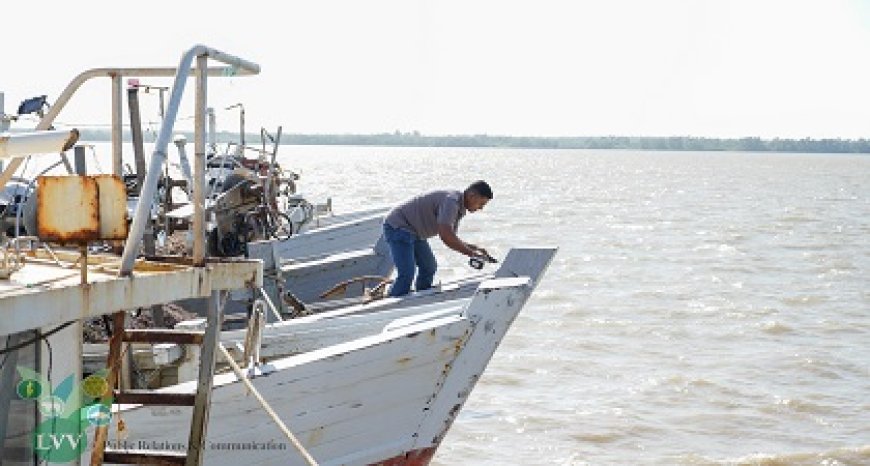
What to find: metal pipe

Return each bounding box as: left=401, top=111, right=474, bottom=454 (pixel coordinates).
left=225, top=103, right=244, bottom=156
left=0, top=91, right=10, bottom=133
left=173, top=135, right=193, bottom=195
left=73, top=145, right=87, bottom=175
left=0, top=61, right=260, bottom=192
left=239, top=105, right=245, bottom=155
left=0, top=92, right=4, bottom=124
left=207, top=107, right=216, bottom=156
left=127, top=87, right=148, bottom=195
left=264, top=126, right=283, bottom=208
left=193, top=55, right=207, bottom=267
left=111, top=75, right=123, bottom=175
left=0, top=129, right=80, bottom=160
left=128, top=84, right=155, bottom=256
left=119, top=46, right=260, bottom=275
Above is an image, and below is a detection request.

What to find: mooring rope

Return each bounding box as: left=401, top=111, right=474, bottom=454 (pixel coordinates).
left=217, top=343, right=319, bottom=466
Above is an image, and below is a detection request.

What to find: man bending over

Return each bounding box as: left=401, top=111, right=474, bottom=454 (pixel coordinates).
left=382, top=180, right=493, bottom=297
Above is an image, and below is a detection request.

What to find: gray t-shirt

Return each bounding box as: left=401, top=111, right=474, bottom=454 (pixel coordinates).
left=384, top=190, right=466, bottom=239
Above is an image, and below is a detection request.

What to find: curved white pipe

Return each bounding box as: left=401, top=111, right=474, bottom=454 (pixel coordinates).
left=0, top=129, right=79, bottom=160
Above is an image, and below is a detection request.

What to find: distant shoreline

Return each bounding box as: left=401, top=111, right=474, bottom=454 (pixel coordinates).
left=28, top=128, right=870, bottom=154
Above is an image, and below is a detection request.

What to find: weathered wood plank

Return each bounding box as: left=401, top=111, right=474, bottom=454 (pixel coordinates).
left=113, top=389, right=196, bottom=406
left=124, top=329, right=205, bottom=345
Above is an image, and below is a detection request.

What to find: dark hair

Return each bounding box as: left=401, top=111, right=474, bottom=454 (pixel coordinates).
left=466, top=180, right=493, bottom=199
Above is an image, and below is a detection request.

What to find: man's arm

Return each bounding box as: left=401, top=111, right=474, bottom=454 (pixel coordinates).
left=438, top=224, right=480, bottom=257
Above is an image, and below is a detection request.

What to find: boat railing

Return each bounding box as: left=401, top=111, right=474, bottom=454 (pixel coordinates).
left=118, top=45, right=260, bottom=274
left=0, top=61, right=258, bottom=190
left=0, top=45, right=260, bottom=274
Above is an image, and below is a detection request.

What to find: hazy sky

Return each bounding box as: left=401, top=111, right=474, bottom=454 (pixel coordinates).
left=3, top=0, right=870, bottom=139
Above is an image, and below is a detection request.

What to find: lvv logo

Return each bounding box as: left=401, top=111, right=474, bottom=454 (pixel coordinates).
left=17, top=366, right=112, bottom=463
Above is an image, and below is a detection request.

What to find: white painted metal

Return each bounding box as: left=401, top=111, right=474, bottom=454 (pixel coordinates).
left=121, top=46, right=260, bottom=275
left=207, top=107, right=216, bottom=155
left=0, top=64, right=260, bottom=192
left=173, top=135, right=194, bottom=194
left=192, top=55, right=208, bottom=267
left=0, top=92, right=8, bottom=133
left=0, top=129, right=79, bottom=159
left=112, top=75, right=123, bottom=175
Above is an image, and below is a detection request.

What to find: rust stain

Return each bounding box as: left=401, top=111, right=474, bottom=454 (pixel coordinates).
left=94, top=175, right=128, bottom=240
left=61, top=129, right=80, bottom=152
left=36, top=175, right=100, bottom=243
left=306, top=426, right=324, bottom=446
left=396, top=356, right=413, bottom=366
left=427, top=403, right=466, bottom=447
left=35, top=175, right=129, bottom=243
left=371, top=446, right=437, bottom=466
left=130, top=261, right=185, bottom=273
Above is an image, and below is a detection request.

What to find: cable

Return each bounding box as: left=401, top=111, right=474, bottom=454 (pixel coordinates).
left=41, top=333, right=55, bottom=466
left=0, top=321, right=74, bottom=356
left=0, top=335, right=10, bottom=371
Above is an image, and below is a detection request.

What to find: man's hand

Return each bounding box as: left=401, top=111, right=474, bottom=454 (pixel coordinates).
left=467, top=244, right=489, bottom=258
left=469, top=244, right=496, bottom=262
left=468, top=251, right=498, bottom=269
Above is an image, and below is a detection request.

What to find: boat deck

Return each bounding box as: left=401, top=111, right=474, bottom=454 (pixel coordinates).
left=0, top=247, right=262, bottom=335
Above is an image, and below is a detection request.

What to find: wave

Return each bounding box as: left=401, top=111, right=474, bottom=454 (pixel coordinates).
left=677, top=445, right=870, bottom=465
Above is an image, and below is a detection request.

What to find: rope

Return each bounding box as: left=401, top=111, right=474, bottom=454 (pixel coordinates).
left=257, top=287, right=284, bottom=322
left=0, top=321, right=74, bottom=355
left=217, top=343, right=319, bottom=466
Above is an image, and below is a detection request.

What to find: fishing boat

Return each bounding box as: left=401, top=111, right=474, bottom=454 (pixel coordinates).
left=0, top=45, right=556, bottom=466
left=136, top=88, right=393, bottom=319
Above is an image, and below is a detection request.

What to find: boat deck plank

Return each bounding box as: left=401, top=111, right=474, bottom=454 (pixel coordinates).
left=0, top=253, right=262, bottom=335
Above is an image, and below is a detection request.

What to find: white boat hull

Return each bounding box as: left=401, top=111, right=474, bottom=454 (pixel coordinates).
left=93, top=248, right=556, bottom=465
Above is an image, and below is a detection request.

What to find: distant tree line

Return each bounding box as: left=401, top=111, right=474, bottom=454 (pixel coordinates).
left=72, top=129, right=870, bottom=154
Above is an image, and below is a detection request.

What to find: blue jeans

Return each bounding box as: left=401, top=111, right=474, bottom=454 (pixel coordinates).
left=383, top=223, right=437, bottom=297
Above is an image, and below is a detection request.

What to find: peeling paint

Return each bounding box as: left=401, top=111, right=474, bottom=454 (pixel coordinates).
left=35, top=175, right=128, bottom=242
left=307, top=426, right=324, bottom=446
left=36, top=175, right=100, bottom=242
left=396, top=356, right=413, bottom=366
left=94, top=175, right=128, bottom=240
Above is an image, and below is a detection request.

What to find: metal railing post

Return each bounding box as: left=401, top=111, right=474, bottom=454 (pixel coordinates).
left=193, top=54, right=207, bottom=267
left=119, top=45, right=260, bottom=275
left=111, top=74, right=124, bottom=176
